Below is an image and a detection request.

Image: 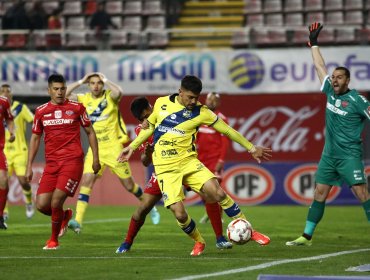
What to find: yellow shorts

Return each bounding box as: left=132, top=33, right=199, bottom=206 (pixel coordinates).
left=5, top=151, right=27, bottom=176
left=155, top=156, right=215, bottom=207
left=84, top=143, right=132, bottom=179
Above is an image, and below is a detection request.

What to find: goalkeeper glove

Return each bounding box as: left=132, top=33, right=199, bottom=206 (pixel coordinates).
left=308, top=22, right=323, bottom=47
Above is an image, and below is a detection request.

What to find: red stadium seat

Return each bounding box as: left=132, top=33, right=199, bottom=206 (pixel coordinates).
left=344, top=0, right=363, bottom=10
left=325, top=11, right=344, bottom=25
left=265, top=13, right=284, bottom=26
left=304, top=0, right=323, bottom=11
left=244, top=0, right=262, bottom=14
left=285, top=13, right=304, bottom=26
left=284, top=0, right=304, bottom=12
left=263, top=0, right=282, bottom=13
left=324, top=0, right=343, bottom=11
left=246, top=14, right=264, bottom=26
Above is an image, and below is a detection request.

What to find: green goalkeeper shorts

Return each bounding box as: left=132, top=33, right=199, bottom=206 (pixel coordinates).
left=315, top=155, right=366, bottom=187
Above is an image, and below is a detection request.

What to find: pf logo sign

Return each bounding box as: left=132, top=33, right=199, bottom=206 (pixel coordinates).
left=284, top=164, right=340, bottom=205
left=222, top=165, right=274, bottom=205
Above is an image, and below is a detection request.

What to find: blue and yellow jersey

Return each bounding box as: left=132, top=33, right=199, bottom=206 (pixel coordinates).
left=5, top=101, right=34, bottom=156
left=77, top=90, right=129, bottom=148
left=148, top=94, right=217, bottom=166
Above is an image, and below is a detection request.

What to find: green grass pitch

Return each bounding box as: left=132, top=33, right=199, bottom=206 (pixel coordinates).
left=1, top=205, right=369, bottom=279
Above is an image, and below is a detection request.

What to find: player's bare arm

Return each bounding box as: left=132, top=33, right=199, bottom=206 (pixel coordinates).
left=117, top=124, right=154, bottom=162
left=66, top=73, right=93, bottom=101
left=26, top=133, right=41, bottom=182
left=6, top=119, right=15, bottom=143
left=141, top=144, right=153, bottom=167
left=97, top=72, right=123, bottom=101
left=83, top=125, right=101, bottom=174
left=309, top=22, right=328, bottom=84
left=213, top=118, right=272, bottom=164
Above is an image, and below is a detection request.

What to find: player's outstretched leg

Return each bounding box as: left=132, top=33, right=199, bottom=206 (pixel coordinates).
left=116, top=217, right=145, bottom=253
left=205, top=202, right=232, bottom=249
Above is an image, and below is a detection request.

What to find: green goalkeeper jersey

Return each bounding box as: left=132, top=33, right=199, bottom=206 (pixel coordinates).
left=321, top=75, right=370, bottom=159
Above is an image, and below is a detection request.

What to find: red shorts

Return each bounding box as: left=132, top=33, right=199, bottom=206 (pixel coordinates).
left=0, top=150, right=7, bottom=171
left=38, top=160, right=84, bottom=197
left=144, top=173, right=162, bottom=196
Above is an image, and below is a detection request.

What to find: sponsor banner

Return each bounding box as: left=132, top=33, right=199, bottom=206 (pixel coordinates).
left=222, top=162, right=361, bottom=205
left=2, top=47, right=370, bottom=95
left=120, top=94, right=328, bottom=161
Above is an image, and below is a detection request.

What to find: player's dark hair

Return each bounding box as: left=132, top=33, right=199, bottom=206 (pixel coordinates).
left=131, top=97, right=150, bottom=121
left=181, top=75, right=202, bottom=95
left=48, top=74, right=66, bottom=85
left=0, top=84, right=11, bottom=89
left=335, top=67, right=350, bottom=79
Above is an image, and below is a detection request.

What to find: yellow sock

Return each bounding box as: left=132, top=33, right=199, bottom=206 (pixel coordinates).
left=219, top=194, right=246, bottom=220
left=177, top=215, right=205, bottom=243
left=75, top=186, right=92, bottom=225
left=130, top=183, right=143, bottom=200
left=4, top=201, right=9, bottom=214
left=23, top=189, right=32, bottom=204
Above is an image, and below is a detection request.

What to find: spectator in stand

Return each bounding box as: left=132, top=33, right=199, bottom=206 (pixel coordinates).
left=28, top=0, right=48, bottom=30
left=46, top=8, right=63, bottom=50
left=197, top=92, right=230, bottom=232
left=89, top=1, right=118, bottom=49
left=5, top=0, right=30, bottom=30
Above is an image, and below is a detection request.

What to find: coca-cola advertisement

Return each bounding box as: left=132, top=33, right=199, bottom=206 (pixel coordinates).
left=119, top=93, right=328, bottom=162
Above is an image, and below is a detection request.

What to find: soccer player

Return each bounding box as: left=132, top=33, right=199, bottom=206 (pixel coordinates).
left=66, top=72, right=160, bottom=233
left=0, top=92, right=14, bottom=230
left=25, top=74, right=100, bottom=249
left=116, top=97, right=232, bottom=253
left=286, top=22, right=370, bottom=246
left=1, top=84, right=35, bottom=219
left=196, top=92, right=232, bottom=248
left=118, top=75, right=272, bottom=256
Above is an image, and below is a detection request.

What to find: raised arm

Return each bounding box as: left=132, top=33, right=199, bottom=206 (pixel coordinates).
left=308, top=22, right=328, bottom=84
left=212, top=118, right=272, bottom=164
left=97, top=72, right=123, bottom=102
left=66, top=73, right=92, bottom=101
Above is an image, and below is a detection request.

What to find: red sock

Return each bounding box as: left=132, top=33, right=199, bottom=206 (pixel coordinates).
left=125, top=216, right=145, bottom=244
left=51, top=207, right=64, bottom=242
left=0, top=188, right=8, bottom=216
left=205, top=202, right=223, bottom=238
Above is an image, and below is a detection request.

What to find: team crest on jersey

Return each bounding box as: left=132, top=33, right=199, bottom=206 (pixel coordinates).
left=341, top=101, right=348, bottom=108
left=170, top=114, right=176, bottom=120
left=182, top=110, right=192, bottom=118
left=54, top=110, right=62, bottom=118
left=335, top=99, right=341, bottom=107
left=65, top=110, right=74, bottom=116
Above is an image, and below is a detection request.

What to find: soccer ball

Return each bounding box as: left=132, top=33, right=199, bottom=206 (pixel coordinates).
left=226, top=218, right=253, bottom=245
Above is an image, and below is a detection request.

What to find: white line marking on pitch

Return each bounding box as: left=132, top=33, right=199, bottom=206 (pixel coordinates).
left=169, top=248, right=370, bottom=280
left=9, top=218, right=129, bottom=228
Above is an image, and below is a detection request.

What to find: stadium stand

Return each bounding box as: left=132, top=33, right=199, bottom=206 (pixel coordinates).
left=0, top=0, right=369, bottom=50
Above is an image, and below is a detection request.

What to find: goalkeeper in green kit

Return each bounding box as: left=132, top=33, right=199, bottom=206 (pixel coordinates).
left=286, top=22, right=370, bottom=246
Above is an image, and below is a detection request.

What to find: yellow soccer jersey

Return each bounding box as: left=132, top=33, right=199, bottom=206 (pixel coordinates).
left=5, top=101, right=34, bottom=156
left=148, top=93, right=217, bottom=166
left=77, top=90, right=129, bottom=147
